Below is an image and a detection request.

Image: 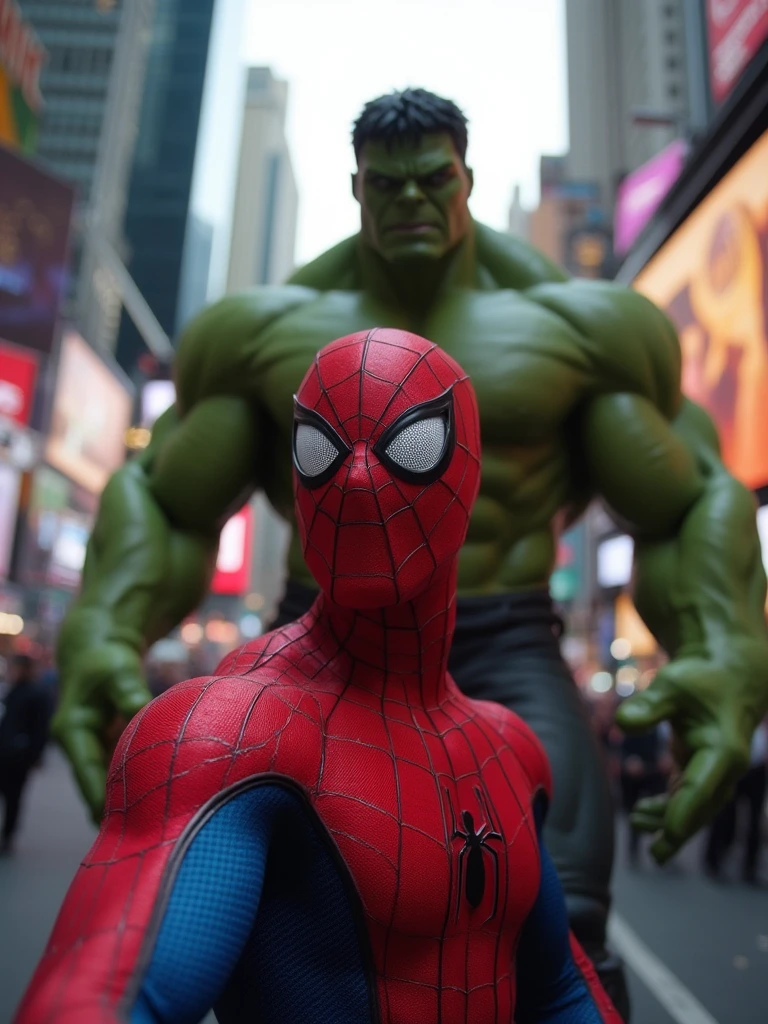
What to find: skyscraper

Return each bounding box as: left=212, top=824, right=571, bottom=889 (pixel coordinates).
left=25, top=0, right=148, bottom=205
left=22, top=0, right=154, bottom=347
left=114, top=0, right=217, bottom=372
left=226, top=66, right=298, bottom=291
left=565, top=0, right=690, bottom=211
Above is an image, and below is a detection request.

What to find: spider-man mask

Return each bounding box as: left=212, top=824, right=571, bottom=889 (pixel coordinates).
left=293, top=328, right=481, bottom=608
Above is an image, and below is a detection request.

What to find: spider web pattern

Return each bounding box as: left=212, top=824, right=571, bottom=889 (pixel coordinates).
left=18, top=618, right=553, bottom=1024
left=294, top=328, right=481, bottom=611
left=18, top=328, right=596, bottom=1024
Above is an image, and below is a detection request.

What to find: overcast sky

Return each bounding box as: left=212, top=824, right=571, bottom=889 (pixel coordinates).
left=238, top=0, right=569, bottom=266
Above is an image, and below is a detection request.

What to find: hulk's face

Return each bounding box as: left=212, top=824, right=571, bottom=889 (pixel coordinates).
left=353, top=134, right=473, bottom=263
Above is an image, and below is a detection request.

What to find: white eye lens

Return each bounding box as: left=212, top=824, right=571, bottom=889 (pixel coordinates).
left=295, top=423, right=340, bottom=478
left=384, top=416, right=446, bottom=474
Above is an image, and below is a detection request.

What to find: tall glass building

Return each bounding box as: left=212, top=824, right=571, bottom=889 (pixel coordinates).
left=115, top=0, right=216, bottom=372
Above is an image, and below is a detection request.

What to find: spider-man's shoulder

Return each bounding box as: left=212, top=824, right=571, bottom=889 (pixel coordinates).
left=472, top=699, right=553, bottom=801
left=103, top=671, right=328, bottom=833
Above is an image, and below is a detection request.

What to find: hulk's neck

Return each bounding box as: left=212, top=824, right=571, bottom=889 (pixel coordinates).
left=356, top=224, right=479, bottom=316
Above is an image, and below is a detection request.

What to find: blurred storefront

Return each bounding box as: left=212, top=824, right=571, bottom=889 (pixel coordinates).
left=12, top=329, right=132, bottom=644
left=0, top=141, right=75, bottom=648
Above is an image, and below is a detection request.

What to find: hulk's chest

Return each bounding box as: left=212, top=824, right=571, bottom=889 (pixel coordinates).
left=255, top=289, right=591, bottom=445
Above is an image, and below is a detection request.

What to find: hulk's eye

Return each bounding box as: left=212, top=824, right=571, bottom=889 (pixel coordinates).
left=385, top=416, right=446, bottom=474
left=374, top=391, right=456, bottom=485
left=292, top=401, right=351, bottom=489
left=295, top=424, right=341, bottom=478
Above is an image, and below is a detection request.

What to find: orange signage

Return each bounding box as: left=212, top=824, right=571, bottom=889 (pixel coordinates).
left=634, top=130, right=768, bottom=490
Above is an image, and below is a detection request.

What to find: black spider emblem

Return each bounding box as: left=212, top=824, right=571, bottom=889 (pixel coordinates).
left=446, top=786, right=503, bottom=921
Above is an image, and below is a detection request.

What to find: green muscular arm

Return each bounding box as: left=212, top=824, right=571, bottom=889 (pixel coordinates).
left=53, top=287, right=317, bottom=821
left=54, top=396, right=259, bottom=821
left=583, top=392, right=768, bottom=862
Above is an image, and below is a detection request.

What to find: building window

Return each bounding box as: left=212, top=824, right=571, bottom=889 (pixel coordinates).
left=666, top=56, right=679, bottom=70
left=668, top=84, right=681, bottom=99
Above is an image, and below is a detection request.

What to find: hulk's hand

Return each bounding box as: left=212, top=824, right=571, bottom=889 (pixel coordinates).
left=52, top=632, right=150, bottom=825
left=615, top=638, right=768, bottom=863
left=51, top=450, right=225, bottom=823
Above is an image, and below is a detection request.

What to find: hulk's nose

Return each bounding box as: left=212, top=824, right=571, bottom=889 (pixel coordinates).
left=397, top=179, right=427, bottom=205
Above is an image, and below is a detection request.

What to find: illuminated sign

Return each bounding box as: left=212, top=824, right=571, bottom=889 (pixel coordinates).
left=707, top=0, right=768, bottom=104
left=634, top=130, right=768, bottom=490
left=45, top=330, right=132, bottom=494
left=0, top=146, right=74, bottom=353
left=597, top=534, right=634, bottom=589
left=614, top=140, right=687, bottom=256
left=0, top=0, right=46, bottom=152
left=212, top=505, right=254, bottom=596
left=0, top=340, right=36, bottom=424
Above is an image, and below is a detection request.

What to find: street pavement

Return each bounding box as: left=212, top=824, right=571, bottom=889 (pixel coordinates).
left=1, top=749, right=767, bottom=1023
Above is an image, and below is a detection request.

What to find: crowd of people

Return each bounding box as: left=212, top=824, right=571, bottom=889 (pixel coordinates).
left=0, top=649, right=55, bottom=855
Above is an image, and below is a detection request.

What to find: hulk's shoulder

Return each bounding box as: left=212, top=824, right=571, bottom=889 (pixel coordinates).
left=474, top=221, right=568, bottom=288
left=174, top=285, right=317, bottom=409
left=525, top=278, right=682, bottom=417
left=288, top=235, right=360, bottom=290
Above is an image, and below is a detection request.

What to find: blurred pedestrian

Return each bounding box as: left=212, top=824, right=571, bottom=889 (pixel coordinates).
left=0, top=654, right=51, bottom=854
left=704, top=719, right=768, bottom=885
left=619, top=722, right=669, bottom=865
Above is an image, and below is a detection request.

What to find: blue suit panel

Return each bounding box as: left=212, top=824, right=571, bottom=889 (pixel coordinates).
left=130, top=785, right=608, bottom=1023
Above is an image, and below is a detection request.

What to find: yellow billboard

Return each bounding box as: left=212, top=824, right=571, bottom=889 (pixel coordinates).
left=634, top=130, right=768, bottom=491
left=0, top=0, right=45, bottom=153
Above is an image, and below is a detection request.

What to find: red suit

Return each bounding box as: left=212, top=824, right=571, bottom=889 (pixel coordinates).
left=17, top=329, right=619, bottom=1023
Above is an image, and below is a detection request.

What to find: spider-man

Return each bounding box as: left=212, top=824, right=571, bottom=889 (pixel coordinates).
left=17, top=329, right=620, bottom=1023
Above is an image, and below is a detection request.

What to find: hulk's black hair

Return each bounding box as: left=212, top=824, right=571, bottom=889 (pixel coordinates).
left=352, top=88, right=468, bottom=162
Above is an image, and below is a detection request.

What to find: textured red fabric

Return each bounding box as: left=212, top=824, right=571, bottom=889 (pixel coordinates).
left=17, top=328, right=615, bottom=1023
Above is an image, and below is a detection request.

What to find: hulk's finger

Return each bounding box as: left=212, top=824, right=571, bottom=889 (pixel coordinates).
left=629, top=794, right=668, bottom=833
left=651, top=745, right=745, bottom=862
left=105, top=669, right=152, bottom=724
left=615, top=677, right=677, bottom=733
left=51, top=714, right=108, bottom=825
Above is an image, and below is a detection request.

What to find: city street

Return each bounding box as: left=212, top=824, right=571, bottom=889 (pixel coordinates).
left=1, top=749, right=766, bottom=1023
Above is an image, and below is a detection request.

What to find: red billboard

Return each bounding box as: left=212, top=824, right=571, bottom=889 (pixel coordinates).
left=0, top=339, right=36, bottom=424
left=707, top=0, right=768, bottom=104
left=211, top=505, right=254, bottom=596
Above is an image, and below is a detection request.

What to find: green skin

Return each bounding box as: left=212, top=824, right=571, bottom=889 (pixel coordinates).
left=55, top=134, right=768, bottom=864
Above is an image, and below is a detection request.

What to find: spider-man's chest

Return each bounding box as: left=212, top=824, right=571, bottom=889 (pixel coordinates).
left=307, top=700, right=542, bottom=951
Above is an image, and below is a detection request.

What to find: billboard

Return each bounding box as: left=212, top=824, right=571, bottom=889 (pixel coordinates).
left=45, top=330, right=133, bottom=495
left=634, top=129, right=768, bottom=490
left=707, top=0, right=768, bottom=104
left=18, top=465, right=96, bottom=591
left=0, top=339, right=36, bottom=424
left=140, top=379, right=175, bottom=428
left=0, top=0, right=45, bottom=153
left=0, top=145, right=74, bottom=354
left=211, top=505, right=254, bottom=596
left=614, top=140, right=688, bottom=257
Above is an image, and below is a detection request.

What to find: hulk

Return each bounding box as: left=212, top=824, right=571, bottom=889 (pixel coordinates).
left=54, top=90, right=768, bottom=1010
